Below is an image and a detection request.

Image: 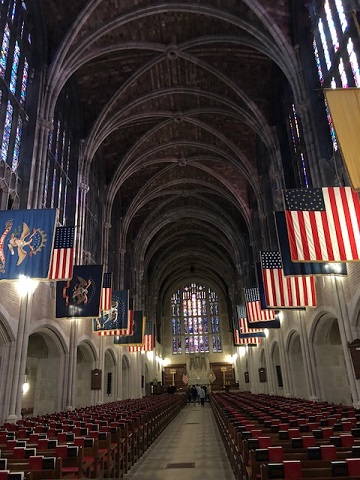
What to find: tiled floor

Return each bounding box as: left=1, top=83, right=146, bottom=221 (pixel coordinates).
left=123, top=400, right=236, bottom=480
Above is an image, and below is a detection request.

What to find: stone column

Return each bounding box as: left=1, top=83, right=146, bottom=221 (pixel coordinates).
left=75, top=183, right=89, bottom=264
left=65, top=318, right=78, bottom=411
left=298, top=311, right=319, bottom=401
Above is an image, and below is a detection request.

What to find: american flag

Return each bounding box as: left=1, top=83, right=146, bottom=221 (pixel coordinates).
left=182, top=373, right=190, bottom=385
left=100, top=273, right=112, bottom=312
left=128, top=319, right=154, bottom=352
left=284, top=187, right=360, bottom=262
left=244, top=287, right=275, bottom=323
left=233, top=317, right=241, bottom=345
left=237, top=305, right=265, bottom=337
left=48, top=226, right=75, bottom=280
left=238, top=337, right=261, bottom=346
left=261, top=251, right=316, bottom=308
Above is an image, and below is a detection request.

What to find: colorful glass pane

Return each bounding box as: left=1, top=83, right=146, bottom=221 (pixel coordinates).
left=10, top=41, right=20, bottom=94
left=318, top=18, right=332, bottom=70
left=20, top=57, right=28, bottom=105
left=8, top=0, right=16, bottom=21
left=0, top=23, right=10, bottom=78
left=313, top=38, right=324, bottom=85
left=338, top=57, right=348, bottom=87
left=324, top=0, right=339, bottom=52
left=333, top=0, right=347, bottom=33
left=11, top=115, right=22, bottom=171
left=347, top=38, right=360, bottom=87
left=1, top=101, right=13, bottom=162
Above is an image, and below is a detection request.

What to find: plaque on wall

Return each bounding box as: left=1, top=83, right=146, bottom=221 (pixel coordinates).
left=91, top=369, right=102, bottom=390
left=258, top=367, right=267, bottom=383
left=244, top=371, right=249, bottom=383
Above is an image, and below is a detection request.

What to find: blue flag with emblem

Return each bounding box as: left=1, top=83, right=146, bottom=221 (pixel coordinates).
left=56, top=264, right=103, bottom=318
left=114, top=310, right=144, bottom=345
left=0, top=209, right=57, bottom=281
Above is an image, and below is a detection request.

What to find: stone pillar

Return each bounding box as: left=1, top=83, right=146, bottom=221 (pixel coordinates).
left=75, top=182, right=89, bottom=264
left=298, top=311, right=319, bottom=401
left=65, top=319, right=78, bottom=411
left=6, top=288, right=36, bottom=422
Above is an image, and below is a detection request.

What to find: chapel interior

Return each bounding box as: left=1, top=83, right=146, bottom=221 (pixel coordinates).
left=0, top=0, right=360, bottom=478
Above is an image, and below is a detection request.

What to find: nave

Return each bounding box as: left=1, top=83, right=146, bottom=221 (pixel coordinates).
left=123, top=399, right=235, bottom=480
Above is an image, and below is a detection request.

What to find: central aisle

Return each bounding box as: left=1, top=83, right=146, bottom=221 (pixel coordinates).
left=124, top=399, right=236, bottom=480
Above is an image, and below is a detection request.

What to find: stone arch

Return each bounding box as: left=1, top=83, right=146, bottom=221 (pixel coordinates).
left=121, top=354, right=131, bottom=400
left=25, top=326, right=67, bottom=416
left=287, top=330, right=308, bottom=399
left=270, top=341, right=283, bottom=396
left=76, top=340, right=97, bottom=408
left=104, top=348, right=117, bottom=402
left=311, top=313, right=351, bottom=404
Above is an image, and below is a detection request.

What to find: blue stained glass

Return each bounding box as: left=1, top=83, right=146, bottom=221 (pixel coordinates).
left=1, top=101, right=13, bottom=162
left=324, top=0, right=339, bottom=52
left=0, top=24, right=10, bottom=78
left=318, top=19, right=332, bottom=70
left=10, top=41, right=20, bottom=94
left=347, top=38, right=360, bottom=87
left=9, top=0, right=16, bottom=21
left=313, top=39, right=324, bottom=84
left=51, top=168, right=57, bottom=208
left=11, top=115, right=22, bottom=171
left=20, top=57, right=28, bottom=105
left=334, top=0, right=347, bottom=33
left=338, top=57, right=348, bottom=87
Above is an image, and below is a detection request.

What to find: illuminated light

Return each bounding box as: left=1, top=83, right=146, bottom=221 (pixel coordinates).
left=264, top=328, right=269, bottom=337
left=15, top=275, right=39, bottom=297
left=22, top=381, right=30, bottom=394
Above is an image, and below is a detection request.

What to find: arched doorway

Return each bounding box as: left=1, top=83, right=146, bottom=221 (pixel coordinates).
left=312, top=316, right=351, bottom=404
left=25, top=329, right=66, bottom=416
left=104, top=349, right=117, bottom=402
left=288, top=331, right=308, bottom=399
left=122, top=355, right=130, bottom=399
left=271, top=343, right=284, bottom=395
left=76, top=341, right=97, bottom=407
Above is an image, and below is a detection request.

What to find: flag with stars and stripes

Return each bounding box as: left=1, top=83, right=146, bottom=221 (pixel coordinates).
left=49, top=226, right=75, bottom=280
left=100, top=273, right=112, bottom=313
left=238, top=337, right=262, bottom=346
left=128, top=319, right=154, bottom=352
left=236, top=305, right=265, bottom=337
left=244, top=287, right=276, bottom=323
left=284, top=187, right=360, bottom=262
left=260, top=251, right=316, bottom=308
left=182, top=372, right=190, bottom=385
left=274, top=211, right=347, bottom=276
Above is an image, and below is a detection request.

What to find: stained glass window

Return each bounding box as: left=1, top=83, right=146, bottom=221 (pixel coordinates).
left=347, top=38, right=360, bottom=87
left=171, top=283, right=222, bottom=354
left=0, top=0, right=32, bottom=176
left=1, top=101, right=13, bottom=162
left=288, top=104, right=309, bottom=188
left=0, top=24, right=10, bottom=78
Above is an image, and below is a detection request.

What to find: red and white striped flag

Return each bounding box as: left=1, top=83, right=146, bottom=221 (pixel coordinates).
left=284, top=187, right=360, bottom=262
left=128, top=319, right=154, bottom=352
left=261, top=251, right=316, bottom=308
left=48, top=226, right=74, bottom=280
left=100, top=273, right=112, bottom=312
left=239, top=337, right=261, bottom=345
left=244, top=287, right=275, bottom=323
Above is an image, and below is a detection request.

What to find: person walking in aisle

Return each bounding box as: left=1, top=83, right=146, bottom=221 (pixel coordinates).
left=199, top=386, right=206, bottom=407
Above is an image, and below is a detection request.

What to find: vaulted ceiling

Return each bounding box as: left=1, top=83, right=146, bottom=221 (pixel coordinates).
left=42, top=1, right=302, bottom=308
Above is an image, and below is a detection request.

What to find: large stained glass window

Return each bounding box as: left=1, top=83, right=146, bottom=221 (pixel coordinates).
left=310, top=0, right=359, bottom=151
left=43, top=84, right=77, bottom=225
left=0, top=0, right=31, bottom=173
left=288, top=103, right=309, bottom=188
left=171, top=283, right=222, bottom=354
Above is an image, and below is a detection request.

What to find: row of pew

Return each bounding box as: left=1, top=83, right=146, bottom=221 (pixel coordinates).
left=0, top=394, right=187, bottom=479
left=211, top=392, right=360, bottom=480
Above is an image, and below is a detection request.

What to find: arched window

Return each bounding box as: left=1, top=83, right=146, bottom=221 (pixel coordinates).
left=43, top=83, right=78, bottom=225
left=310, top=0, right=360, bottom=151
left=287, top=103, right=310, bottom=188
left=0, top=0, right=30, bottom=174
left=171, top=283, right=222, bottom=355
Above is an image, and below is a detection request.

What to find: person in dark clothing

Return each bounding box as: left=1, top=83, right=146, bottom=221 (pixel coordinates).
left=191, top=385, right=198, bottom=405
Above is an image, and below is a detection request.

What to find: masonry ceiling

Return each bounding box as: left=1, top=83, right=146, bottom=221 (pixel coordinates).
left=42, top=0, right=298, bottom=305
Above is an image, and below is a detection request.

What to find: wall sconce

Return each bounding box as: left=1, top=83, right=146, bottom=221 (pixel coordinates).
left=22, top=368, right=30, bottom=395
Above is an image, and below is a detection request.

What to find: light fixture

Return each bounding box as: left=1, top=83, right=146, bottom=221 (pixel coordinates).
left=22, top=368, right=30, bottom=395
